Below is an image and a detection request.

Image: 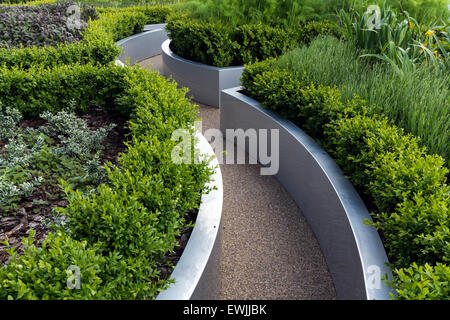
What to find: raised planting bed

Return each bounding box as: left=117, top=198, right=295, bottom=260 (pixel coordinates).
left=220, top=87, right=393, bottom=300
left=0, top=61, right=222, bottom=301
left=115, top=28, right=224, bottom=299
left=0, top=107, right=127, bottom=264
left=156, top=130, right=223, bottom=300
left=0, top=12, right=224, bottom=298
left=162, top=39, right=244, bottom=108
left=238, top=47, right=449, bottom=300
left=161, top=15, right=342, bottom=108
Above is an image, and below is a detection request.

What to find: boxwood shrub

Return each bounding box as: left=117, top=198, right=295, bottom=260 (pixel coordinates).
left=165, top=15, right=341, bottom=67
left=390, top=263, right=450, bottom=300
left=0, top=62, right=213, bottom=299
left=241, top=59, right=449, bottom=299
left=95, top=4, right=175, bottom=24
left=0, top=63, right=128, bottom=116
left=0, top=4, right=174, bottom=69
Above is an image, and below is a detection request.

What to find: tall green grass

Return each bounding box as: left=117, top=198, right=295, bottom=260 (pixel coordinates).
left=275, top=36, right=449, bottom=163
left=348, top=0, right=449, bottom=25
left=339, top=3, right=449, bottom=75
left=178, top=0, right=354, bottom=27
left=176, top=1, right=449, bottom=27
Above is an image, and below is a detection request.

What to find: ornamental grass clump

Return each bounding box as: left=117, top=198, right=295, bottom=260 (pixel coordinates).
left=179, top=0, right=353, bottom=27
left=339, top=3, right=449, bottom=74
left=273, top=36, right=450, bottom=164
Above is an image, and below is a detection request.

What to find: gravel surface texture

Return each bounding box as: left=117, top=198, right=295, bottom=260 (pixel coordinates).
left=140, top=56, right=336, bottom=300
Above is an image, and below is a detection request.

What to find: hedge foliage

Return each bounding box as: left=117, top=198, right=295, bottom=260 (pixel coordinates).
left=166, top=16, right=341, bottom=67
left=0, top=62, right=213, bottom=299
left=0, top=4, right=174, bottom=69
left=0, top=63, right=128, bottom=116
left=241, top=59, right=449, bottom=299
left=273, top=37, right=450, bottom=164
left=390, top=263, right=450, bottom=300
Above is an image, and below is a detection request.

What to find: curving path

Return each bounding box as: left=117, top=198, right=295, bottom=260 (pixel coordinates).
left=140, top=56, right=336, bottom=300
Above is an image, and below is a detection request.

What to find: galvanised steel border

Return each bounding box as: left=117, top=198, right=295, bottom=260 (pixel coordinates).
left=156, top=131, right=223, bottom=300
left=220, top=87, right=394, bottom=300
left=116, top=24, right=168, bottom=66
left=162, top=39, right=244, bottom=108
left=116, top=25, right=224, bottom=300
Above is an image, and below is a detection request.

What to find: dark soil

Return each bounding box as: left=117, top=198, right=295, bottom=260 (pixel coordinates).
left=157, top=208, right=199, bottom=281
left=79, top=107, right=129, bottom=166
left=0, top=109, right=128, bottom=265
left=1, top=108, right=200, bottom=281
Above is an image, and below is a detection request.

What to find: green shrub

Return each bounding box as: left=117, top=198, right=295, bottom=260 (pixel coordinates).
left=233, top=24, right=293, bottom=65
left=166, top=17, right=340, bottom=67
left=0, top=230, right=106, bottom=300
left=0, top=230, right=171, bottom=299
left=0, top=5, right=173, bottom=69
left=88, top=10, right=147, bottom=42
left=325, top=114, right=449, bottom=268
left=0, top=40, right=121, bottom=69
left=290, top=20, right=343, bottom=44
left=98, top=253, right=169, bottom=300
left=243, top=66, right=365, bottom=139
left=96, top=5, right=176, bottom=24
left=62, top=180, right=178, bottom=259
left=374, top=189, right=450, bottom=268
left=62, top=134, right=211, bottom=260
left=324, top=115, right=422, bottom=198
left=117, top=62, right=201, bottom=135
left=240, top=57, right=277, bottom=89
left=0, top=63, right=213, bottom=299
left=241, top=57, right=449, bottom=299
left=369, top=151, right=448, bottom=214
left=166, top=17, right=240, bottom=67
left=390, top=263, right=450, bottom=300
left=274, top=36, right=450, bottom=164
left=0, top=63, right=128, bottom=116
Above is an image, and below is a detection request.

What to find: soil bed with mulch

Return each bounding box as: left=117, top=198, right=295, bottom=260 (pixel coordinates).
left=0, top=109, right=128, bottom=265
left=0, top=108, right=199, bottom=290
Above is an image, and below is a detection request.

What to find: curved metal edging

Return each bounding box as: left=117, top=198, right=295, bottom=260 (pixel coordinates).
left=116, top=26, right=224, bottom=300
left=116, top=24, right=168, bottom=66
left=156, top=131, right=223, bottom=300
left=143, top=23, right=167, bottom=31
left=161, top=39, right=244, bottom=108
left=220, top=87, right=394, bottom=300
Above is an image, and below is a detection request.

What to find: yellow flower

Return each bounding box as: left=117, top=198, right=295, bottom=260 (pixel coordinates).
left=419, top=43, right=427, bottom=52
left=425, top=30, right=435, bottom=36
left=409, top=21, right=414, bottom=28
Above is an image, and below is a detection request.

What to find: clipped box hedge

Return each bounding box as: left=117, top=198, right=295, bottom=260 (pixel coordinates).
left=0, top=61, right=212, bottom=299
left=166, top=15, right=342, bottom=67
left=0, top=4, right=175, bottom=69
left=241, top=59, right=449, bottom=299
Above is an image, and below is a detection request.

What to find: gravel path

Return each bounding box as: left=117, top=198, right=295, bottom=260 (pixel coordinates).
left=140, top=56, right=336, bottom=300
